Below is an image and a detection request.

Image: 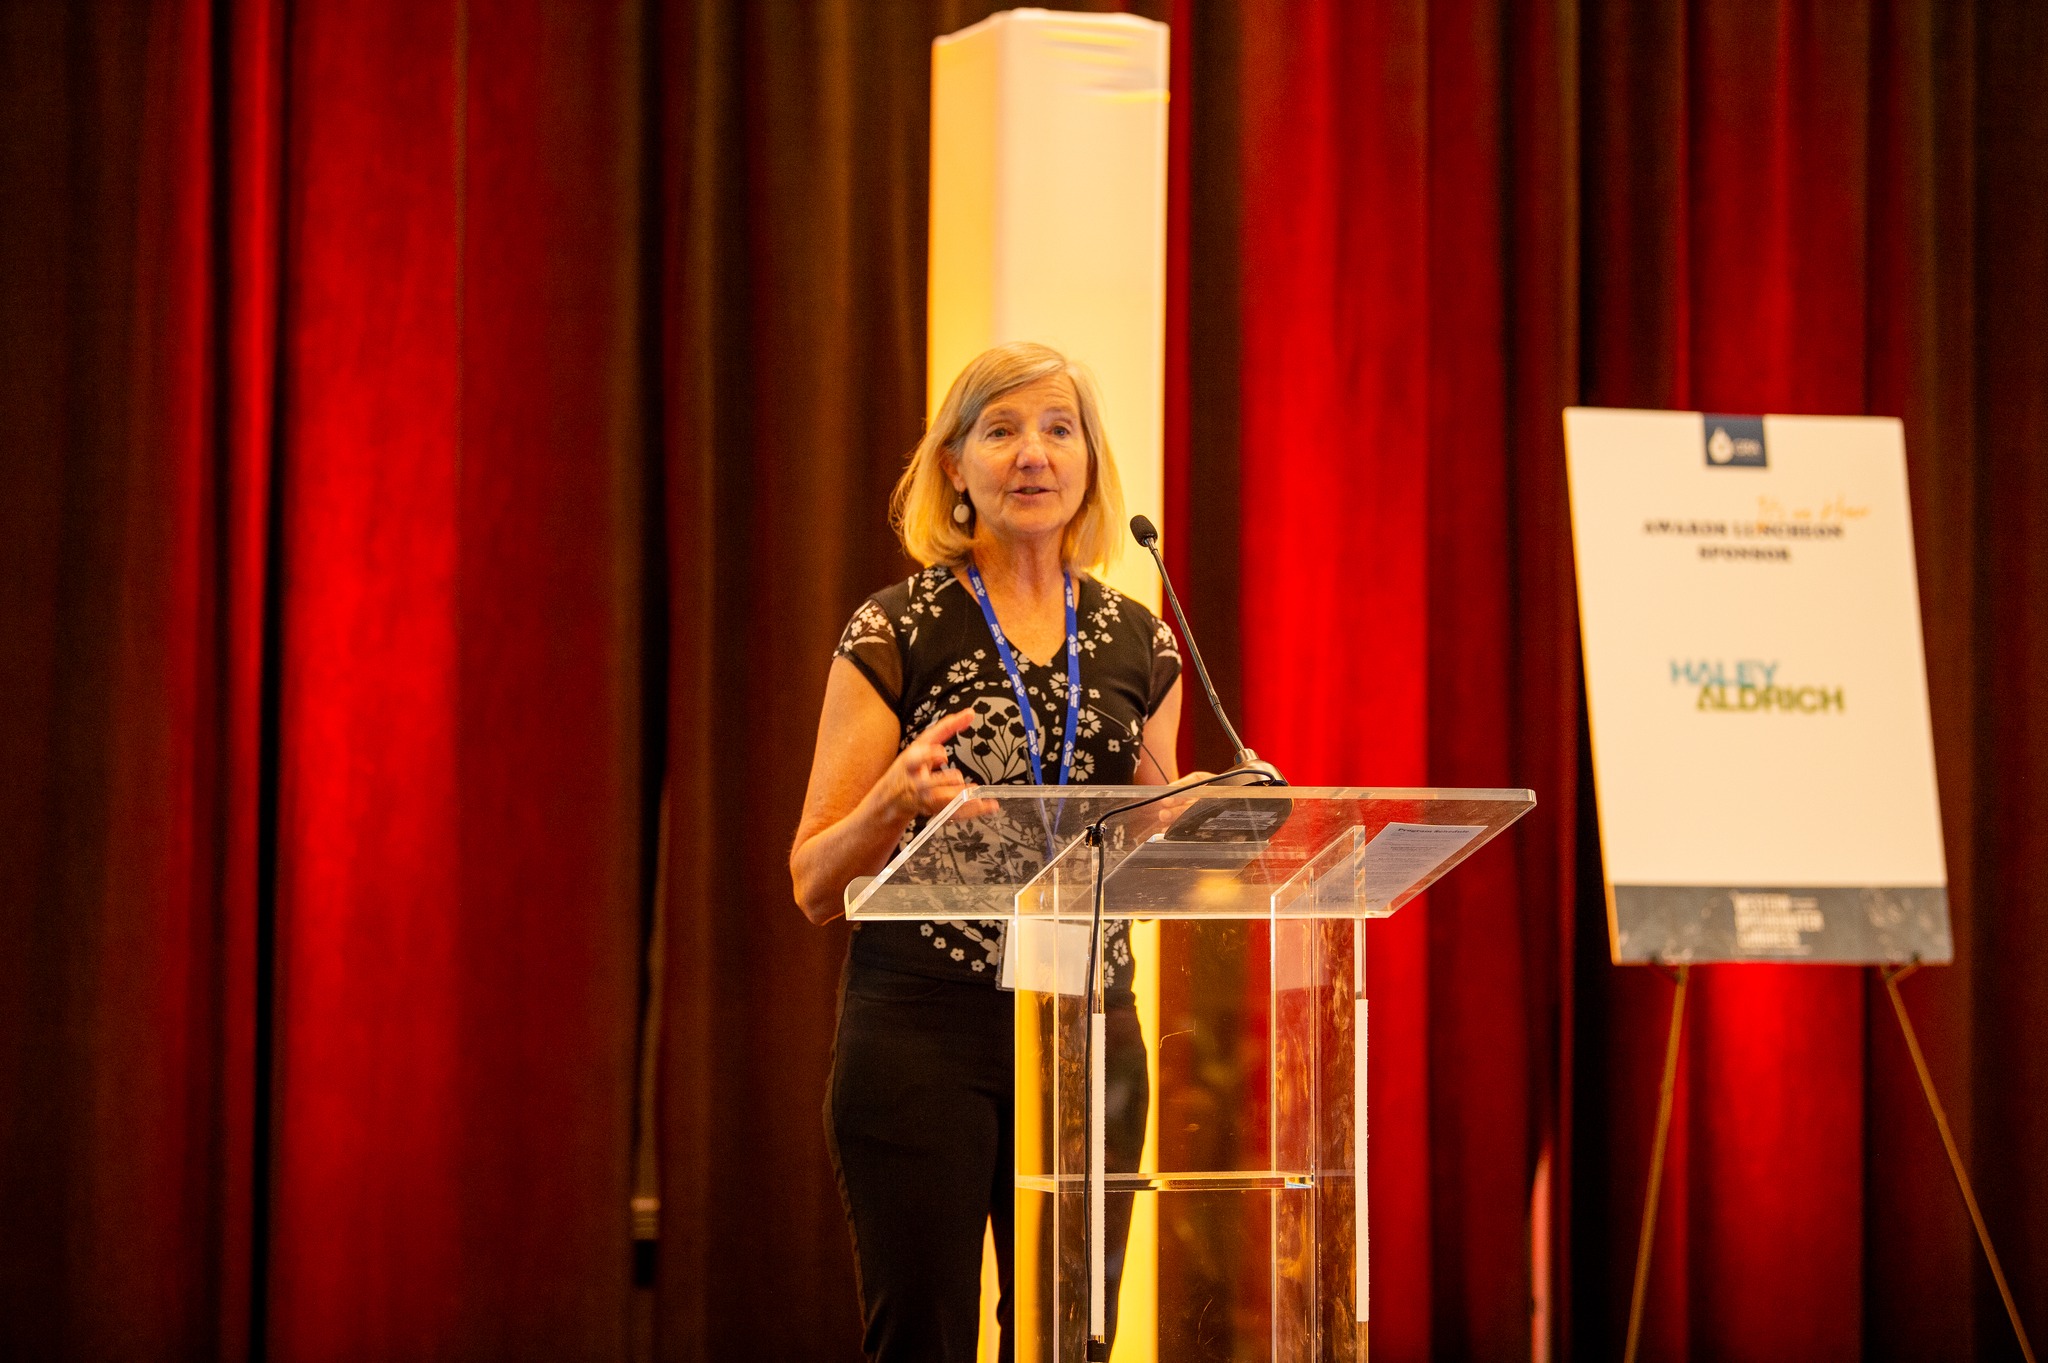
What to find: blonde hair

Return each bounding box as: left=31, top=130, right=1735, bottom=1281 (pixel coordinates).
left=891, top=342, right=1126, bottom=572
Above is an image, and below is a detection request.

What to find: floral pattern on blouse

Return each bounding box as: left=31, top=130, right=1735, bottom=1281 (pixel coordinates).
left=834, top=565, right=1182, bottom=986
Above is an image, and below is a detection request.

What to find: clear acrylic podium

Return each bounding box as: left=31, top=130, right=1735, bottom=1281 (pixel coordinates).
left=847, top=784, right=1535, bottom=1363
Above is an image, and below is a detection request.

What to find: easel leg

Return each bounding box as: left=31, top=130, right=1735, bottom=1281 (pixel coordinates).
left=1623, top=963, right=1689, bottom=1363
left=1881, top=963, right=2038, bottom=1363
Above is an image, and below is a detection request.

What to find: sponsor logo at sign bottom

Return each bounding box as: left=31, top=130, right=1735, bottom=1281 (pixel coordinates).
left=1610, top=885, right=1952, bottom=965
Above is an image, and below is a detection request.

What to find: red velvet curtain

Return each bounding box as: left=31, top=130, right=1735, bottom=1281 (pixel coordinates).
left=266, top=2, right=650, bottom=1358
left=1210, top=1, right=1581, bottom=1355
left=2, top=2, right=275, bottom=1355
left=4, top=1, right=653, bottom=1356
left=4, top=1, right=2046, bottom=1361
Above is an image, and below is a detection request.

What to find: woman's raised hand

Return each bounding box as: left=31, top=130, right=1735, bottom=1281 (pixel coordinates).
left=883, top=709, right=978, bottom=821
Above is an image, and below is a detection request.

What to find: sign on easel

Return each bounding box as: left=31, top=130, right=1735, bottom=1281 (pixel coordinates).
left=1564, top=408, right=1950, bottom=965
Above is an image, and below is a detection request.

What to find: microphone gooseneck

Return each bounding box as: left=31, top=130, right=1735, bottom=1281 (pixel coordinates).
left=1128, top=515, right=1284, bottom=785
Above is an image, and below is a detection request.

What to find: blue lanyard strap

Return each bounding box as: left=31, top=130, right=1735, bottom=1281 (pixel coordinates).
left=963, top=561, right=1083, bottom=787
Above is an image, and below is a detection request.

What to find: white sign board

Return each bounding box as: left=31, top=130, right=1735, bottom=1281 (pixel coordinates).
left=1564, top=408, right=1949, bottom=963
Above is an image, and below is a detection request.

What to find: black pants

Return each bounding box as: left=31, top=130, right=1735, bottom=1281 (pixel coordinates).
left=826, top=959, right=1147, bottom=1363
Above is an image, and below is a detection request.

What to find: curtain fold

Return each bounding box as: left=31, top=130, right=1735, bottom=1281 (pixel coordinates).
left=266, top=1, right=648, bottom=1358
left=3, top=1, right=2047, bottom=1360
left=1223, top=0, right=1581, bottom=1355
left=653, top=3, right=1009, bottom=1355
left=1970, top=3, right=2048, bottom=1355
left=0, top=1, right=274, bottom=1355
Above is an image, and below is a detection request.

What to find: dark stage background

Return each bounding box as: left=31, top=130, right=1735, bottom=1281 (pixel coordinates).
left=4, top=0, right=2045, bottom=1359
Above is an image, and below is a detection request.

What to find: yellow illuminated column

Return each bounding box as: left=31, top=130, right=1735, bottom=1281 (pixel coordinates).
left=929, top=9, right=1169, bottom=611
left=932, top=14, right=1170, bottom=1362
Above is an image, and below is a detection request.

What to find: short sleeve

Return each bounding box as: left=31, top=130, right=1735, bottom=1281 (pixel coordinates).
left=1147, top=613, right=1183, bottom=713
left=835, top=597, right=904, bottom=712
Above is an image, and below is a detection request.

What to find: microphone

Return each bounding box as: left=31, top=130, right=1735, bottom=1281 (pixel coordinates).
left=1130, top=515, right=1285, bottom=785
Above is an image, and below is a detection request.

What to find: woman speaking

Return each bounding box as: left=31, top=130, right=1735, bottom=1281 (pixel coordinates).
left=790, top=341, right=1184, bottom=1362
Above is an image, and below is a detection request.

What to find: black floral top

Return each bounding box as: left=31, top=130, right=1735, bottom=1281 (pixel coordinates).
left=835, top=564, right=1183, bottom=986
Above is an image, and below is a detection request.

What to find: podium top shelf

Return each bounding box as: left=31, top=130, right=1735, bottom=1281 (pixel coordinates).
left=845, top=785, right=1535, bottom=923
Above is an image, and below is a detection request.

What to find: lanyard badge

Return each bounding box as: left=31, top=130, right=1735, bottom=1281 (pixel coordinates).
left=964, top=562, right=1082, bottom=787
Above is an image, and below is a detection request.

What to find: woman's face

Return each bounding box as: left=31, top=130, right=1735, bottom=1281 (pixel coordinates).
left=947, top=374, right=1091, bottom=555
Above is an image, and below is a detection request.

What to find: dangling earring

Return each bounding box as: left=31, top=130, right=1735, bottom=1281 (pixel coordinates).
left=953, top=495, right=971, bottom=525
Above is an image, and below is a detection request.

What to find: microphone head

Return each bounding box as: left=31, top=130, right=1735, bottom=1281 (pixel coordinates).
left=1129, top=514, right=1159, bottom=548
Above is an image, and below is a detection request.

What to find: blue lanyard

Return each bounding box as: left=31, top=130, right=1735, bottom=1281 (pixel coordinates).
left=964, top=562, right=1082, bottom=787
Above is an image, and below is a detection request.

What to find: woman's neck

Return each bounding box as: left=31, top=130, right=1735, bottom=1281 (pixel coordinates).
left=969, top=536, right=1066, bottom=600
